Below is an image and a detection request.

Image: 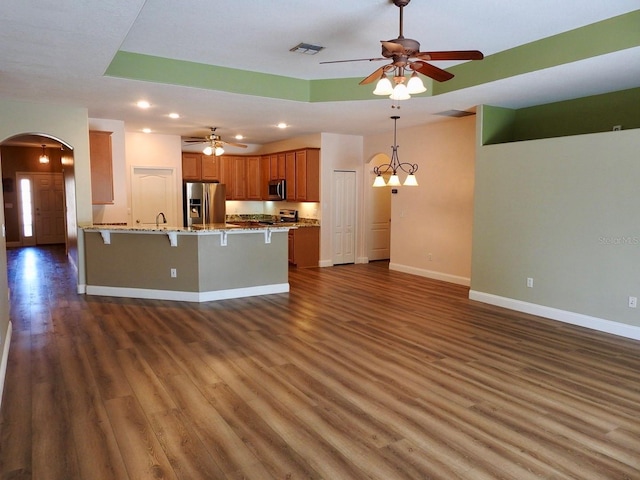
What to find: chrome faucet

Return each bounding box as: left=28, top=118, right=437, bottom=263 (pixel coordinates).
left=155, top=212, right=167, bottom=227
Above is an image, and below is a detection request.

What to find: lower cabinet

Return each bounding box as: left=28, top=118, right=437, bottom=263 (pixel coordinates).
left=288, top=226, right=320, bottom=268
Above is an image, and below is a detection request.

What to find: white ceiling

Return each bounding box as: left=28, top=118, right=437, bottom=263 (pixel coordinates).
left=1, top=0, right=639, bottom=148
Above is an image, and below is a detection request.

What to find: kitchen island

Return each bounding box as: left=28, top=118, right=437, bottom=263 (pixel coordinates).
left=81, top=223, right=293, bottom=302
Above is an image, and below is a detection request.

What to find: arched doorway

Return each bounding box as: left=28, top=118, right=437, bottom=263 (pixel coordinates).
left=0, top=133, right=76, bottom=263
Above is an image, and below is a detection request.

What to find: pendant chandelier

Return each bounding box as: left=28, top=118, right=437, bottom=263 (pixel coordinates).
left=39, top=144, right=49, bottom=164
left=373, top=116, right=418, bottom=187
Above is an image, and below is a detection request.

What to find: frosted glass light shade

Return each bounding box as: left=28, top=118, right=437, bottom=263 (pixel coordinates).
left=403, top=174, right=418, bottom=186
left=203, top=145, right=213, bottom=156
left=373, top=76, right=393, bottom=96
left=372, top=175, right=387, bottom=187
left=406, top=73, right=426, bottom=94
left=389, top=83, right=410, bottom=100
left=387, top=174, right=401, bottom=186
left=214, top=146, right=225, bottom=156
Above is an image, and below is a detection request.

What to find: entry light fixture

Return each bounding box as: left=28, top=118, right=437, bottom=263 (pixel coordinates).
left=39, top=144, right=49, bottom=164
left=372, top=68, right=426, bottom=101
left=372, top=116, right=418, bottom=187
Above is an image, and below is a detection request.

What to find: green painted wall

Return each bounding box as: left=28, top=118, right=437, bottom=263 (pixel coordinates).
left=483, top=87, right=640, bottom=144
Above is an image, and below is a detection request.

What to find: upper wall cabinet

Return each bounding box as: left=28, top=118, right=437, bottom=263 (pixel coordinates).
left=89, top=130, right=114, bottom=205
left=182, top=153, right=222, bottom=182
left=285, top=148, right=320, bottom=202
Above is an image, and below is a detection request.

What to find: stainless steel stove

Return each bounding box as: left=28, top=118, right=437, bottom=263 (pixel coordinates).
left=279, top=209, right=298, bottom=223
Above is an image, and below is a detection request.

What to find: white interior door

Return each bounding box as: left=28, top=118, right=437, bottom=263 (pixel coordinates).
left=332, top=170, right=356, bottom=265
left=131, top=167, right=177, bottom=227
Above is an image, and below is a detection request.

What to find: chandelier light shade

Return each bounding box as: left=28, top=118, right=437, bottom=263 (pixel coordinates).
left=406, top=72, right=427, bottom=94
left=372, top=74, right=394, bottom=96
left=372, top=116, right=419, bottom=187
left=39, top=144, right=49, bottom=164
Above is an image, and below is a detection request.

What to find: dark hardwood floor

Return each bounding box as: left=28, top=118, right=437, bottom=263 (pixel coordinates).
left=1, top=245, right=639, bottom=479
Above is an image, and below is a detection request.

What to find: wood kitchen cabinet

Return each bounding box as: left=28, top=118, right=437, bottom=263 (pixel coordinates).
left=220, top=155, right=261, bottom=200
left=181, top=152, right=201, bottom=181
left=245, top=156, right=262, bottom=200
left=288, top=226, right=320, bottom=268
left=261, top=153, right=286, bottom=200
left=182, top=153, right=221, bottom=182
left=201, top=155, right=222, bottom=181
left=89, top=130, right=114, bottom=204
left=222, top=155, right=245, bottom=200
left=285, top=148, right=320, bottom=202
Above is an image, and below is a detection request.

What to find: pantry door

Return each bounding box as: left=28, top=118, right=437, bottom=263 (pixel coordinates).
left=131, top=167, right=177, bottom=227
left=332, top=170, right=356, bottom=265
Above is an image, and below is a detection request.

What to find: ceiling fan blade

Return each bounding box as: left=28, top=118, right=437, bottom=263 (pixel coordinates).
left=224, top=141, right=248, bottom=148
left=416, top=50, right=484, bottom=61
left=411, top=61, right=455, bottom=82
left=359, top=64, right=395, bottom=85
left=183, top=139, right=206, bottom=144
left=320, top=57, right=386, bottom=64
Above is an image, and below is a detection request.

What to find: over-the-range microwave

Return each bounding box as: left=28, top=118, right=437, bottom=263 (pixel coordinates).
left=267, top=179, right=286, bottom=200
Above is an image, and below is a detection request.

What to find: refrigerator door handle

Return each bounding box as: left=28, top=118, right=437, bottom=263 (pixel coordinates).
left=204, top=186, right=209, bottom=225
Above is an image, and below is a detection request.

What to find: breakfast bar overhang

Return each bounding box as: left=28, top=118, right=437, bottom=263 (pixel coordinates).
left=81, top=224, right=292, bottom=302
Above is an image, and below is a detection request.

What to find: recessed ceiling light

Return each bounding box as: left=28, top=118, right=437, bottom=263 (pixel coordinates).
left=168, top=112, right=180, bottom=119
left=137, top=100, right=151, bottom=109
left=277, top=123, right=288, bottom=129
left=142, top=128, right=151, bottom=133
left=235, top=134, right=244, bottom=140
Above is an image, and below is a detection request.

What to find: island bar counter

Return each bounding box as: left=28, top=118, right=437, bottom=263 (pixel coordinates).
left=82, top=225, right=291, bottom=302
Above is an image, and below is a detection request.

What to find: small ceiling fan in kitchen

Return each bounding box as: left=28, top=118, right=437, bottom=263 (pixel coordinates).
left=320, top=0, right=483, bottom=100
left=182, top=127, right=247, bottom=156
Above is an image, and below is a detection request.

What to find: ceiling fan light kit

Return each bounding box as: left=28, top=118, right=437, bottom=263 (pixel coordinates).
left=183, top=127, right=247, bottom=157
left=321, top=0, right=483, bottom=102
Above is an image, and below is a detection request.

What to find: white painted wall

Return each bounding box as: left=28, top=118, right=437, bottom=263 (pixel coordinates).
left=124, top=131, right=183, bottom=226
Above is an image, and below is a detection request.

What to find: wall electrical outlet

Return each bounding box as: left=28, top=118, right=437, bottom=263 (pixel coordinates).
left=629, top=296, right=637, bottom=308
left=527, top=277, right=534, bottom=288
left=170, top=268, right=177, bottom=278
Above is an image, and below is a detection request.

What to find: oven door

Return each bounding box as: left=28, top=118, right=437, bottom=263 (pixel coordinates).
left=268, top=180, right=286, bottom=200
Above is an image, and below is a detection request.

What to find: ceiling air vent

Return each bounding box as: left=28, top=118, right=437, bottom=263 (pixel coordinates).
left=435, top=110, right=476, bottom=118
left=290, top=43, right=325, bottom=55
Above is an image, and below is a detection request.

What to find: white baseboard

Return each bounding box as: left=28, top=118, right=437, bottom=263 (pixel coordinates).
left=0, top=321, right=12, bottom=412
left=318, top=260, right=333, bottom=267
left=85, top=283, right=290, bottom=302
left=469, top=290, right=640, bottom=341
left=389, top=263, right=470, bottom=286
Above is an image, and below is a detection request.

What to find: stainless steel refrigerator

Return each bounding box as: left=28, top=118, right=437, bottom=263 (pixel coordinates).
left=183, top=182, right=227, bottom=227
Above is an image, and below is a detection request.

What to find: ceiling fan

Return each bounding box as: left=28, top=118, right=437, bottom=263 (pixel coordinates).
left=320, top=0, right=483, bottom=100
left=183, top=127, right=247, bottom=156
